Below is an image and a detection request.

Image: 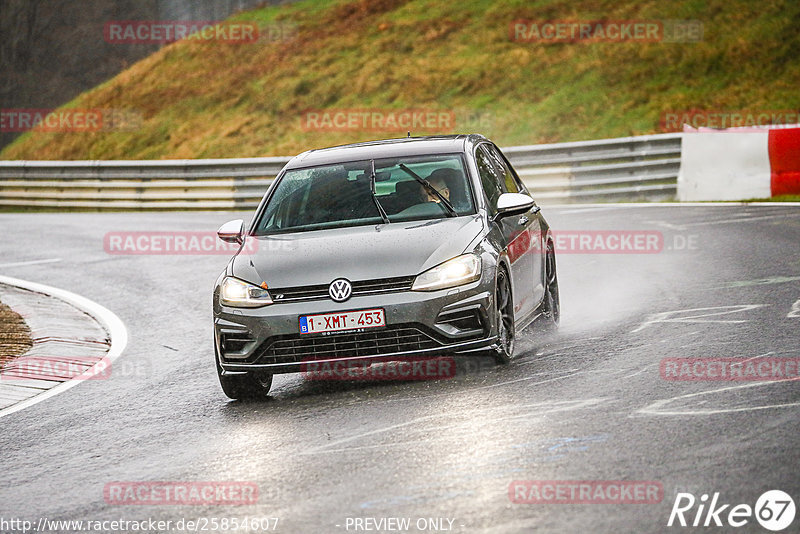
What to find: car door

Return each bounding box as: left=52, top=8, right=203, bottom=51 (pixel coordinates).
left=475, top=144, right=536, bottom=320
left=486, top=143, right=545, bottom=310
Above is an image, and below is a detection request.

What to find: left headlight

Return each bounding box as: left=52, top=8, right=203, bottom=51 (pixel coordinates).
left=412, top=253, right=482, bottom=292
left=219, top=277, right=273, bottom=308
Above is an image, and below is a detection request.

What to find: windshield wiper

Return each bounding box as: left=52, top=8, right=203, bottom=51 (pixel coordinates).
left=397, top=164, right=457, bottom=217
left=369, top=159, right=390, bottom=224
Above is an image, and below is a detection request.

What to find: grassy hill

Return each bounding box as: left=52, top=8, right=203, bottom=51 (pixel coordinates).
left=3, top=0, right=799, bottom=160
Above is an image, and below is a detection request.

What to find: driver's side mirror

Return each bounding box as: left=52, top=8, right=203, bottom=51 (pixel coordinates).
left=494, top=193, right=537, bottom=221
left=217, top=219, right=245, bottom=244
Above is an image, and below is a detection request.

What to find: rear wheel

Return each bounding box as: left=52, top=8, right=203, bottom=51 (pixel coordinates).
left=216, top=352, right=273, bottom=400
left=492, top=267, right=515, bottom=364
left=541, top=239, right=560, bottom=328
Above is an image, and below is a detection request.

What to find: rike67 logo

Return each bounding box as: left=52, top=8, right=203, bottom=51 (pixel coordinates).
left=668, top=490, right=796, bottom=531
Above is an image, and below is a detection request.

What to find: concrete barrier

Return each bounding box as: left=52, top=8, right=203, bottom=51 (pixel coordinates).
left=678, top=125, right=800, bottom=201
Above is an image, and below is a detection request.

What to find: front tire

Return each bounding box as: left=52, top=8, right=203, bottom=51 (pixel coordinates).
left=492, top=267, right=515, bottom=364
left=541, top=239, right=560, bottom=329
left=216, top=353, right=273, bottom=400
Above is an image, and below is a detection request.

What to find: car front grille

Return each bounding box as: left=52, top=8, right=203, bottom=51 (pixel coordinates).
left=268, top=276, right=415, bottom=303
left=251, top=325, right=441, bottom=365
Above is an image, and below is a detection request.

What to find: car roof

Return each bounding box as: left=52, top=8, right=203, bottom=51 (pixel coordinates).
left=284, top=134, right=488, bottom=169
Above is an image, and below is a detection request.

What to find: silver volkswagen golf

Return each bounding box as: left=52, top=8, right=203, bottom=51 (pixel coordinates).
left=213, top=134, right=559, bottom=399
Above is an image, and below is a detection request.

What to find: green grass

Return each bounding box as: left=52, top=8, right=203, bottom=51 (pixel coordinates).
left=3, top=0, right=800, bottom=160
left=741, top=195, right=800, bottom=202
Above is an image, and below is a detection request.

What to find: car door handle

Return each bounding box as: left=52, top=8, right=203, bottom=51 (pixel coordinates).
left=518, top=216, right=529, bottom=225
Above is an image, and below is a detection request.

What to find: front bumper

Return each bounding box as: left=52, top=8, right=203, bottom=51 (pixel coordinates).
left=214, top=280, right=497, bottom=375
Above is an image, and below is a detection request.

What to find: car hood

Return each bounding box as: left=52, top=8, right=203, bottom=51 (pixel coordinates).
left=232, top=215, right=484, bottom=288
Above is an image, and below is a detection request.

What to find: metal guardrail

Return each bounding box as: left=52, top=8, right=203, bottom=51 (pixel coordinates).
left=0, top=158, right=289, bottom=210
left=0, top=133, right=681, bottom=209
left=504, top=133, right=681, bottom=202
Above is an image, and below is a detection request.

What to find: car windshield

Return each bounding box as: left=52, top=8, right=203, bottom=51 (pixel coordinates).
left=254, top=153, right=475, bottom=235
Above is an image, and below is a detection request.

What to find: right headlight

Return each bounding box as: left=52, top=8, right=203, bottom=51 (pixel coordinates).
left=412, top=253, right=482, bottom=291
left=219, top=277, right=273, bottom=308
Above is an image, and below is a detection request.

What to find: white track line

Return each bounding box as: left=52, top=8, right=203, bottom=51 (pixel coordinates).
left=0, top=258, right=62, bottom=268
left=636, top=378, right=800, bottom=416
left=680, top=213, right=800, bottom=227
left=544, top=202, right=800, bottom=208
left=0, top=275, right=128, bottom=420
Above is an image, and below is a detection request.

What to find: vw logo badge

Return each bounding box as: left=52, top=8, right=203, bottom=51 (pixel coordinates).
left=328, top=278, right=352, bottom=302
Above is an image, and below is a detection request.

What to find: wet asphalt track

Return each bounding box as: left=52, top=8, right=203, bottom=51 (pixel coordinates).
left=0, top=204, right=799, bottom=533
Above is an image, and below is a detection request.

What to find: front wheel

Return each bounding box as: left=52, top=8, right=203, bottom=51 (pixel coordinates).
left=216, top=354, right=273, bottom=400
left=492, top=267, right=516, bottom=364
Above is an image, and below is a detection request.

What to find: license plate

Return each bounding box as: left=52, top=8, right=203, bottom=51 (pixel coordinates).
left=299, top=308, right=385, bottom=335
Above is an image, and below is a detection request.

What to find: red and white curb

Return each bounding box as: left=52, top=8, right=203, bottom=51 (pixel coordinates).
left=0, top=275, right=127, bottom=419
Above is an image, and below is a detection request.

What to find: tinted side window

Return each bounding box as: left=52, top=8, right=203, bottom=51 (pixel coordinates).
left=476, top=145, right=503, bottom=211
left=486, top=144, right=520, bottom=194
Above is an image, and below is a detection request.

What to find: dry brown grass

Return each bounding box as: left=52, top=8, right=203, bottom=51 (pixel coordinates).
left=0, top=301, right=32, bottom=365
